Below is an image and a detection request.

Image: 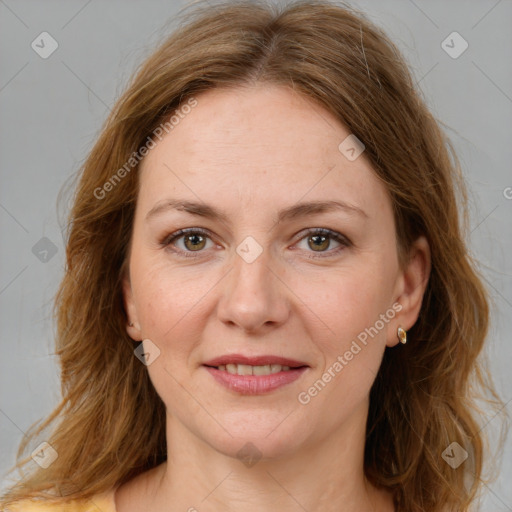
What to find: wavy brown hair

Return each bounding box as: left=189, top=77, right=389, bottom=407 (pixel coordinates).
left=1, top=1, right=505, bottom=510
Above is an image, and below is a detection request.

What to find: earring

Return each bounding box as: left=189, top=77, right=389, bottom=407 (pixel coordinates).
left=397, top=326, right=407, bottom=344
left=129, top=321, right=134, bottom=327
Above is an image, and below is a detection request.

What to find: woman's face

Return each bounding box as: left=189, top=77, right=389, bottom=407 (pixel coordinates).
left=123, top=84, right=428, bottom=460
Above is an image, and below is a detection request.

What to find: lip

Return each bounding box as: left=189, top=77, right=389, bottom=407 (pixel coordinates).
left=204, top=366, right=309, bottom=395
left=203, top=354, right=309, bottom=368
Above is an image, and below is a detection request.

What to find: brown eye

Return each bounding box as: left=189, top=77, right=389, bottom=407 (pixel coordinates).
left=183, top=233, right=207, bottom=251
left=296, top=228, right=351, bottom=259
left=307, top=233, right=330, bottom=252
left=162, top=228, right=214, bottom=258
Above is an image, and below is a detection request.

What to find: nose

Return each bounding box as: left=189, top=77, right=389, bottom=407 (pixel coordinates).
left=216, top=241, right=290, bottom=334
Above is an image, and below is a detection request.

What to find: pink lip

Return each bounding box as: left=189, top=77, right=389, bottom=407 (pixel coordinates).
left=203, top=354, right=309, bottom=368
left=204, top=366, right=309, bottom=395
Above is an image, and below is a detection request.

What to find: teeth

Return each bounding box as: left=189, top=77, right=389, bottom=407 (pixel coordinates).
left=253, top=364, right=271, bottom=375
left=219, top=363, right=292, bottom=375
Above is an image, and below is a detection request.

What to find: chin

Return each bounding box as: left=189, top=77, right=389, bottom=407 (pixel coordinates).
left=212, top=434, right=303, bottom=464
left=199, top=411, right=313, bottom=462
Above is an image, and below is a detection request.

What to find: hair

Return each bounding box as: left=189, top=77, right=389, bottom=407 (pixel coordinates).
left=1, top=0, right=506, bottom=511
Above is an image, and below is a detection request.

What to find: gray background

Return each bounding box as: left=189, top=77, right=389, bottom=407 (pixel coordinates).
left=1, top=0, right=510, bottom=510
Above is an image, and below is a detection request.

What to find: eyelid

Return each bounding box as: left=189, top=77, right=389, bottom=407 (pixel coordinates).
left=294, top=227, right=351, bottom=245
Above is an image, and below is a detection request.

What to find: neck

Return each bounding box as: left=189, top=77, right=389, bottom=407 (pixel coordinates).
left=143, top=399, right=394, bottom=512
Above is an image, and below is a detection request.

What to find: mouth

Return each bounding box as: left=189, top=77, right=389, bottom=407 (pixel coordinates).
left=202, top=354, right=310, bottom=394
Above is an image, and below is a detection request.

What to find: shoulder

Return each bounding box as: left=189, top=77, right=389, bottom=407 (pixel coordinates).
left=4, top=488, right=117, bottom=512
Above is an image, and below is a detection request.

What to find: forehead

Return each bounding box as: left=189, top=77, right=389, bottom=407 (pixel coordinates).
left=137, top=84, right=390, bottom=221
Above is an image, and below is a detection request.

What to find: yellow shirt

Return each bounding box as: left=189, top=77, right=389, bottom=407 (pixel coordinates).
left=4, top=488, right=117, bottom=512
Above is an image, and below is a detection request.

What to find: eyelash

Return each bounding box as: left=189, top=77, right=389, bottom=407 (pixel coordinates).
left=160, top=227, right=351, bottom=259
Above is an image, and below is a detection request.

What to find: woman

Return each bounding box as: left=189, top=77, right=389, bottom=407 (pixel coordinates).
left=0, top=0, right=503, bottom=511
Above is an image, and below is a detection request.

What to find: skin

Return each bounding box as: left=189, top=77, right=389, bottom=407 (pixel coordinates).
left=118, top=84, right=431, bottom=512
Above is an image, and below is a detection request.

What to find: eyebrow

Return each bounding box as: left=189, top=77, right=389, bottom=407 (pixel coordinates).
left=145, top=198, right=367, bottom=225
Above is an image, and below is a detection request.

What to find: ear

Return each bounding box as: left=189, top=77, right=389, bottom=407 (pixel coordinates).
left=121, top=268, right=142, bottom=341
left=387, top=235, right=431, bottom=347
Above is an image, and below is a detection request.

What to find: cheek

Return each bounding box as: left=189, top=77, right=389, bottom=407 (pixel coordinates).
left=294, top=272, right=393, bottom=423
left=130, top=261, right=209, bottom=406
left=131, top=254, right=212, bottom=337
left=298, top=267, right=394, bottom=390
left=303, top=264, right=394, bottom=348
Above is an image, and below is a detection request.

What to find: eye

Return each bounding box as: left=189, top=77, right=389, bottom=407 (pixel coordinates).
left=161, top=227, right=215, bottom=258
left=295, top=228, right=351, bottom=258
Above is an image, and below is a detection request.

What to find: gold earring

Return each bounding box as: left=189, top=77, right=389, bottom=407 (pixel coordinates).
left=397, top=326, right=407, bottom=344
